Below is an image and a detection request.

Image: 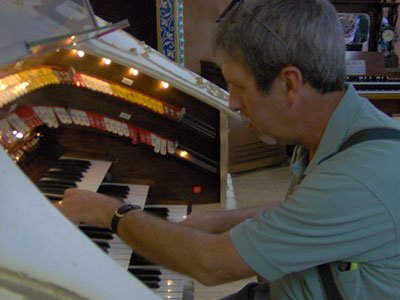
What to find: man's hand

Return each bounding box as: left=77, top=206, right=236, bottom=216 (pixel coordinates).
left=54, top=189, right=122, bottom=228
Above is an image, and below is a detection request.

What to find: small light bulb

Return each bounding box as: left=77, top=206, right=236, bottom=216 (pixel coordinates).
left=130, top=68, right=139, bottom=76
left=102, top=58, right=111, bottom=65
left=161, top=81, right=169, bottom=89
left=77, top=50, right=85, bottom=57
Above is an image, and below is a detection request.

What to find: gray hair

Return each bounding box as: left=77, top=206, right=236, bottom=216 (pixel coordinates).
left=214, top=0, right=346, bottom=94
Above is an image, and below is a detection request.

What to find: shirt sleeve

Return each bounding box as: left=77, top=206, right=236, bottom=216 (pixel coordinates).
left=230, top=170, right=395, bottom=281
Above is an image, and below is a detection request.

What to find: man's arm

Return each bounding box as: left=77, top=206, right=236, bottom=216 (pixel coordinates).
left=56, top=189, right=275, bottom=285
left=180, top=202, right=280, bottom=233
left=117, top=208, right=255, bottom=285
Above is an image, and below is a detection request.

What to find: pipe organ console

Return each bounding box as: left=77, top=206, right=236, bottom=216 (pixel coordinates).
left=346, top=51, right=400, bottom=115
left=0, top=2, right=239, bottom=299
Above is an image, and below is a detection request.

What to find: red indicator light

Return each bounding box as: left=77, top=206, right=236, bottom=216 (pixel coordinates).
left=192, top=186, right=202, bottom=194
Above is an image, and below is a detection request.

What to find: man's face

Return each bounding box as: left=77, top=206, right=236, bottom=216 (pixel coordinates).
left=221, top=54, right=288, bottom=144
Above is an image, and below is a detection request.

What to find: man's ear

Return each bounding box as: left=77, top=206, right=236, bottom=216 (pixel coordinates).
left=279, top=66, right=302, bottom=108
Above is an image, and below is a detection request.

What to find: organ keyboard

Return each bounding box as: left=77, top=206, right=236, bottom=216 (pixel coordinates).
left=79, top=205, right=191, bottom=300
left=34, top=154, right=192, bottom=299
left=347, top=75, right=400, bottom=94
left=346, top=51, right=400, bottom=115
left=38, top=156, right=112, bottom=201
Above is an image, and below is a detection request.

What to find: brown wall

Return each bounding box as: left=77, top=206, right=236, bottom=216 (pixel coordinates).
left=183, top=0, right=231, bottom=74
left=183, top=1, right=400, bottom=73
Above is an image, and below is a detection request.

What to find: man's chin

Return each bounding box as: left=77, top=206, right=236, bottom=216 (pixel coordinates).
left=240, top=115, right=280, bottom=145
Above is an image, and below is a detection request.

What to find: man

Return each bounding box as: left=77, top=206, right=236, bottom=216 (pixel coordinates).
left=56, top=0, right=400, bottom=298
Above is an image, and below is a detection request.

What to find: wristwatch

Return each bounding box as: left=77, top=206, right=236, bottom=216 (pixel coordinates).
left=111, top=204, right=141, bottom=234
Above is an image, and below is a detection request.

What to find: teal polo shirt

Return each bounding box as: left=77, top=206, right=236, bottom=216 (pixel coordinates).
left=230, top=85, right=400, bottom=299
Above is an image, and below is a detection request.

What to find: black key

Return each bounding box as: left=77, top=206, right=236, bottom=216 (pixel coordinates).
left=93, top=240, right=110, bottom=250
left=40, top=177, right=79, bottom=186
left=54, top=160, right=90, bottom=168
left=129, top=258, right=155, bottom=266
left=98, top=185, right=130, bottom=193
left=37, top=181, right=76, bottom=189
left=79, top=224, right=113, bottom=233
left=128, top=268, right=161, bottom=276
left=47, top=169, right=84, bottom=178
left=81, top=230, right=113, bottom=240
left=98, top=185, right=130, bottom=198
left=51, top=165, right=89, bottom=173
left=92, top=242, right=109, bottom=253
left=78, top=225, right=113, bottom=248
left=144, top=207, right=169, bottom=213
left=129, top=253, right=156, bottom=266
left=142, top=282, right=160, bottom=289
left=98, top=191, right=128, bottom=199
left=39, top=186, right=67, bottom=195
left=135, top=275, right=161, bottom=282
left=144, top=207, right=169, bottom=218
left=57, top=158, right=91, bottom=163
left=43, top=172, right=82, bottom=182
left=58, top=158, right=92, bottom=167
left=46, top=195, right=63, bottom=202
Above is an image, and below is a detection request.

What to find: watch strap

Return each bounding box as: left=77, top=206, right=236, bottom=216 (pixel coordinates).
left=111, top=204, right=141, bottom=234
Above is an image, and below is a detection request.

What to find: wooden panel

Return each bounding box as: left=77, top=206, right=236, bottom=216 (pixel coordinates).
left=228, top=118, right=288, bottom=173
left=346, top=51, right=387, bottom=75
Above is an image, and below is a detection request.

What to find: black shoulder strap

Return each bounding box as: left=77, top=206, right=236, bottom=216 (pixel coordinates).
left=318, top=127, right=400, bottom=300
left=318, top=264, right=342, bottom=300
left=338, top=127, right=400, bottom=153
left=319, top=127, right=400, bottom=165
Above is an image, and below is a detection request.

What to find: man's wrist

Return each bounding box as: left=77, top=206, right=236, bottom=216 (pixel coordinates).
left=111, top=204, right=141, bottom=234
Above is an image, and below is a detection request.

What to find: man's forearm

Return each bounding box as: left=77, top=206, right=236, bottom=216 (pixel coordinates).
left=56, top=189, right=274, bottom=285
left=180, top=201, right=280, bottom=233
left=117, top=209, right=256, bottom=285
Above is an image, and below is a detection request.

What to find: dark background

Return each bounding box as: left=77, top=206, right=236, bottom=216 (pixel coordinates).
left=89, top=0, right=157, bottom=49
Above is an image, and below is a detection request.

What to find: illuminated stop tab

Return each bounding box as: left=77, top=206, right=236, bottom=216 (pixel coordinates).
left=192, top=186, right=202, bottom=194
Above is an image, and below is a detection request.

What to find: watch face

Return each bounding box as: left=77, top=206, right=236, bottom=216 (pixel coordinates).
left=383, top=29, right=395, bottom=42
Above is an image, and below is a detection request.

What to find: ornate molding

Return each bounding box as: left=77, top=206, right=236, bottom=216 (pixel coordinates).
left=156, top=0, right=184, bottom=66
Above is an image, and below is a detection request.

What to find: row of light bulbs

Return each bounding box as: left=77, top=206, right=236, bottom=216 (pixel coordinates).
left=71, top=49, right=170, bottom=89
